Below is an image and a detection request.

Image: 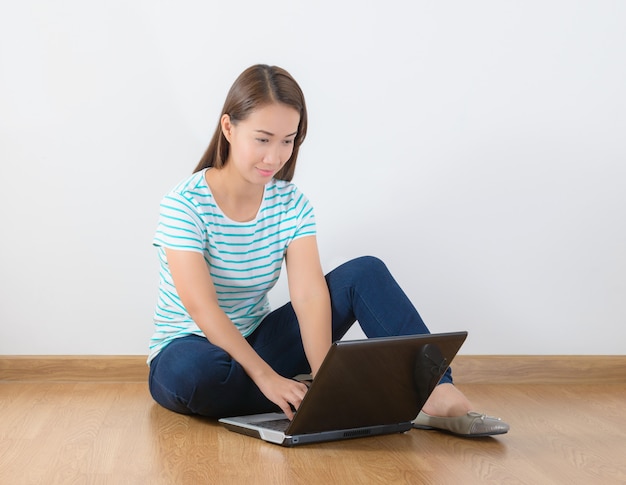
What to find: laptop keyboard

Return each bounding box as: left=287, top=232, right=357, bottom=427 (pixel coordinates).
left=253, top=418, right=291, bottom=432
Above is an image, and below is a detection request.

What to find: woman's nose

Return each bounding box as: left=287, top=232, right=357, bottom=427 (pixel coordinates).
left=263, top=146, right=282, bottom=166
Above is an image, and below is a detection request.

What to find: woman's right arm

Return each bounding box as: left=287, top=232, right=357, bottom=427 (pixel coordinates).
left=164, top=247, right=307, bottom=419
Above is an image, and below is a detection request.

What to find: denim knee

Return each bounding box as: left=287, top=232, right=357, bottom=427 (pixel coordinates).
left=345, top=255, right=388, bottom=275
left=148, top=336, right=234, bottom=415
left=332, top=256, right=390, bottom=286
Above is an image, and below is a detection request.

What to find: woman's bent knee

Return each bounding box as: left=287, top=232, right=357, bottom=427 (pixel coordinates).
left=333, top=255, right=390, bottom=283
left=148, top=336, right=234, bottom=416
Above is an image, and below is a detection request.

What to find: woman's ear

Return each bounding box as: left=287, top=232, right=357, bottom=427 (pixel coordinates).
left=221, top=114, right=233, bottom=141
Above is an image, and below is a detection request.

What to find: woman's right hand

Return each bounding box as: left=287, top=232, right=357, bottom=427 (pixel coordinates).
left=255, top=372, right=309, bottom=420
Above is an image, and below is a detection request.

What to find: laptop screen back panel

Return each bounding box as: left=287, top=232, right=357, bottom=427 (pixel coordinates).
left=287, top=332, right=467, bottom=435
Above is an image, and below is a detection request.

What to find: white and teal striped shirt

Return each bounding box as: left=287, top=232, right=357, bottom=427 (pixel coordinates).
left=148, top=169, right=316, bottom=363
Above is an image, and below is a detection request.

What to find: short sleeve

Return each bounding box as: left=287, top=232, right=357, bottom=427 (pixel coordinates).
left=291, top=187, right=317, bottom=242
left=153, top=192, right=206, bottom=253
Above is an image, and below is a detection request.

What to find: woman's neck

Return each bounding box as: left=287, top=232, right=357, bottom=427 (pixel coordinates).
left=205, top=167, right=265, bottom=222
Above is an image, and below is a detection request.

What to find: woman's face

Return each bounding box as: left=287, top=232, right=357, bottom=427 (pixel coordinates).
left=222, top=102, right=300, bottom=184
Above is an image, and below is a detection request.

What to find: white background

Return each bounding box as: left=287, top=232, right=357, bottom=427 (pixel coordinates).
left=1, top=1, right=624, bottom=355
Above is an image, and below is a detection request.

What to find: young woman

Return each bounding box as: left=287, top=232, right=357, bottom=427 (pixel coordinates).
left=148, top=64, right=509, bottom=437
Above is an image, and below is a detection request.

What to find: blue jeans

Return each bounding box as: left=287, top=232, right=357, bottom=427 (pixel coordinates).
left=149, top=256, right=454, bottom=417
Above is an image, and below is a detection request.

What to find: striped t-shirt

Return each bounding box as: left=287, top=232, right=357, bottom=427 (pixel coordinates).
left=148, top=168, right=316, bottom=363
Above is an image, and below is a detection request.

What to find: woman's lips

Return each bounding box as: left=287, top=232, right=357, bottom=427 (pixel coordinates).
left=257, top=168, right=274, bottom=177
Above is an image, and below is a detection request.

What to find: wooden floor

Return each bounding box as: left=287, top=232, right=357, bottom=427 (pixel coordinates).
left=1, top=360, right=625, bottom=484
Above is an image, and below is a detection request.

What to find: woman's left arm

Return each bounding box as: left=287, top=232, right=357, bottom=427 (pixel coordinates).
left=285, top=235, right=332, bottom=377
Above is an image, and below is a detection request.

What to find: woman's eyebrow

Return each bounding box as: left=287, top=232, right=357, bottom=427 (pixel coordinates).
left=254, top=129, right=298, bottom=137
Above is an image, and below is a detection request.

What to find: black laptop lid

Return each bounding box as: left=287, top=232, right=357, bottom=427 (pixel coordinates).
left=287, top=331, right=468, bottom=435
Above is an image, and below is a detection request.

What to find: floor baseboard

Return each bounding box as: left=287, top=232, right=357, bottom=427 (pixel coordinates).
left=1, top=355, right=625, bottom=384
left=452, top=355, right=626, bottom=384
left=0, top=356, right=149, bottom=382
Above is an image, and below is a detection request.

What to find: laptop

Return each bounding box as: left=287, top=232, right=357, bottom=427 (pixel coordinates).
left=219, top=331, right=468, bottom=446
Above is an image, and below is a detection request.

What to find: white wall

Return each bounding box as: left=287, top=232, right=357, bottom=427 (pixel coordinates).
left=1, top=1, right=624, bottom=355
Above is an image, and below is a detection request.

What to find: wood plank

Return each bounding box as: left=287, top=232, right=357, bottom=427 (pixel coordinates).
left=1, top=381, right=625, bottom=484
left=1, top=355, right=625, bottom=383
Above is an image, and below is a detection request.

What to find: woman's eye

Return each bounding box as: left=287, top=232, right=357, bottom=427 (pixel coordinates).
left=283, top=139, right=294, bottom=145
left=256, top=138, right=269, bottom=143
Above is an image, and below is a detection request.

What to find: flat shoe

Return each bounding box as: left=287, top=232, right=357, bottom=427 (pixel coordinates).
left=413, top=411, right=510, bottom=437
